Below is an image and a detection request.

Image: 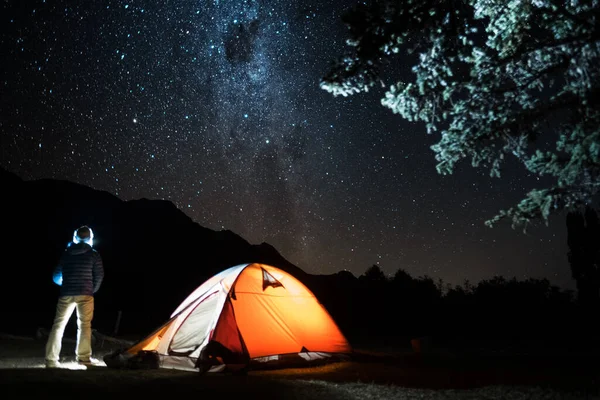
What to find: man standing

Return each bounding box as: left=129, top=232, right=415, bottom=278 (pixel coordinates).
left=45, top=225, right=104, bottom=368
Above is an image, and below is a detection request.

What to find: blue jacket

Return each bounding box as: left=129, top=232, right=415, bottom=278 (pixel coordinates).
left=53, top=243, right=104, bottom=296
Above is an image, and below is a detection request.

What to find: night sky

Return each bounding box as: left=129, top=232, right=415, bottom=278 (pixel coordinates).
left=0, top=0, right=574, bottom=289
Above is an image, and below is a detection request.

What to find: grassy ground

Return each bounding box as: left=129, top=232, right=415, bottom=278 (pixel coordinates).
left=0, top=335, right=598, bottom=399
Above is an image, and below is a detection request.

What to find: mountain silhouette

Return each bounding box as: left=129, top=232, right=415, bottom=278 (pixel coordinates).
left=0, top=168, right=349, bottom=337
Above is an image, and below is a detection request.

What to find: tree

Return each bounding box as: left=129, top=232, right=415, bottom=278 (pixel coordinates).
left=321, top=0, right=600, bottom=228
left=566, top=206, right=600, bottom=306
left=392, top=267, right=413, bottom=286
left=359, top=264, right=388, bottom=282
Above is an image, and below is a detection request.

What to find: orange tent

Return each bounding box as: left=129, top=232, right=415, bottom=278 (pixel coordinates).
left=105, top=263, right=351, bottom=372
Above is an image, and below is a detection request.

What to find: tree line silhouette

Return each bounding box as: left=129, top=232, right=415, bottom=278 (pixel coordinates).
left=318, top=207, right=599, bottom=351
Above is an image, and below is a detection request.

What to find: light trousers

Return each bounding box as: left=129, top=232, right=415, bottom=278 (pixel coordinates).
left=45, top=295, right=94, bottom=362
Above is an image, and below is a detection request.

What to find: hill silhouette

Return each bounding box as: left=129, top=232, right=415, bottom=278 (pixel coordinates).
left=0, top=168, right=343, bottom=337
left=3, top=168, right=597, bottom=355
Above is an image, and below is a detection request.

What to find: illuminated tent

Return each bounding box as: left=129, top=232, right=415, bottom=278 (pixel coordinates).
left=104, top=263, right=351, bottom=372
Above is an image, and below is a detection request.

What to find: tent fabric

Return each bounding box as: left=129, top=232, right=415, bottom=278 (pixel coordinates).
left=104, top=263, right=351, bottom=372
left=210, top=296, right=248, bottom=364
left=169, top=291, right=220, bottom=355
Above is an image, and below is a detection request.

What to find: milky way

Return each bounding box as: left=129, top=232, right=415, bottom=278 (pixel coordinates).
left=1, top=0, right=575, bottom=289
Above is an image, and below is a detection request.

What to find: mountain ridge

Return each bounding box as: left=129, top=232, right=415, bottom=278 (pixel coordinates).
left=0, top=167, right=351, bottom=336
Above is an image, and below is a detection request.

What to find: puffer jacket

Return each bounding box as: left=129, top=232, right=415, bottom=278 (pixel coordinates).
left=53, top=242, right=104, bottom=296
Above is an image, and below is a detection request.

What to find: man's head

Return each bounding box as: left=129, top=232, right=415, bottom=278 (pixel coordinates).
left=73, top=226, right=94, bottom=246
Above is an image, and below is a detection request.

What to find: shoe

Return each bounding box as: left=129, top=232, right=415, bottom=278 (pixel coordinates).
left=77, top=357, right=101, bottom=366
left=45, top=360, right=61, bottom=368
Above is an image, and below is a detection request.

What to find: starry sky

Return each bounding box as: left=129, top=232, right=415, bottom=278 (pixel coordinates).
left=0, top=0, right=575, bottom=289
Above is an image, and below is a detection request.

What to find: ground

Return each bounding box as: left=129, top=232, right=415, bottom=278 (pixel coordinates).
left=0, top=332, right=598, bottom=399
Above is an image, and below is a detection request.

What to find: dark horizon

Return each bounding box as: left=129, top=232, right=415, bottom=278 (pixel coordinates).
left=0, top=164, right=587, bottom=342
left=1, top=166, right=578, bottom=292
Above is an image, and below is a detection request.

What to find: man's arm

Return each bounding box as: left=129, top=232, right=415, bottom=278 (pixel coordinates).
left=92, top=252, right=104, bottom=293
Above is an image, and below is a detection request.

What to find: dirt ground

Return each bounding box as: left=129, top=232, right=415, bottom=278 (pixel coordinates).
left=0, top=334, right=598, bottom=400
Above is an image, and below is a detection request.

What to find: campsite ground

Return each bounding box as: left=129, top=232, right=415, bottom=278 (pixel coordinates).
left=0, top=333, right=598, bottom=400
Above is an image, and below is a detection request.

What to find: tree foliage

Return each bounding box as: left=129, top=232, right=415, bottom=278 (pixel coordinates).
left=340, top=264, right=579, bottom=342
left=360, top=264, right=389, bottom=282
left=321, top=0, right=600, bottom=228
